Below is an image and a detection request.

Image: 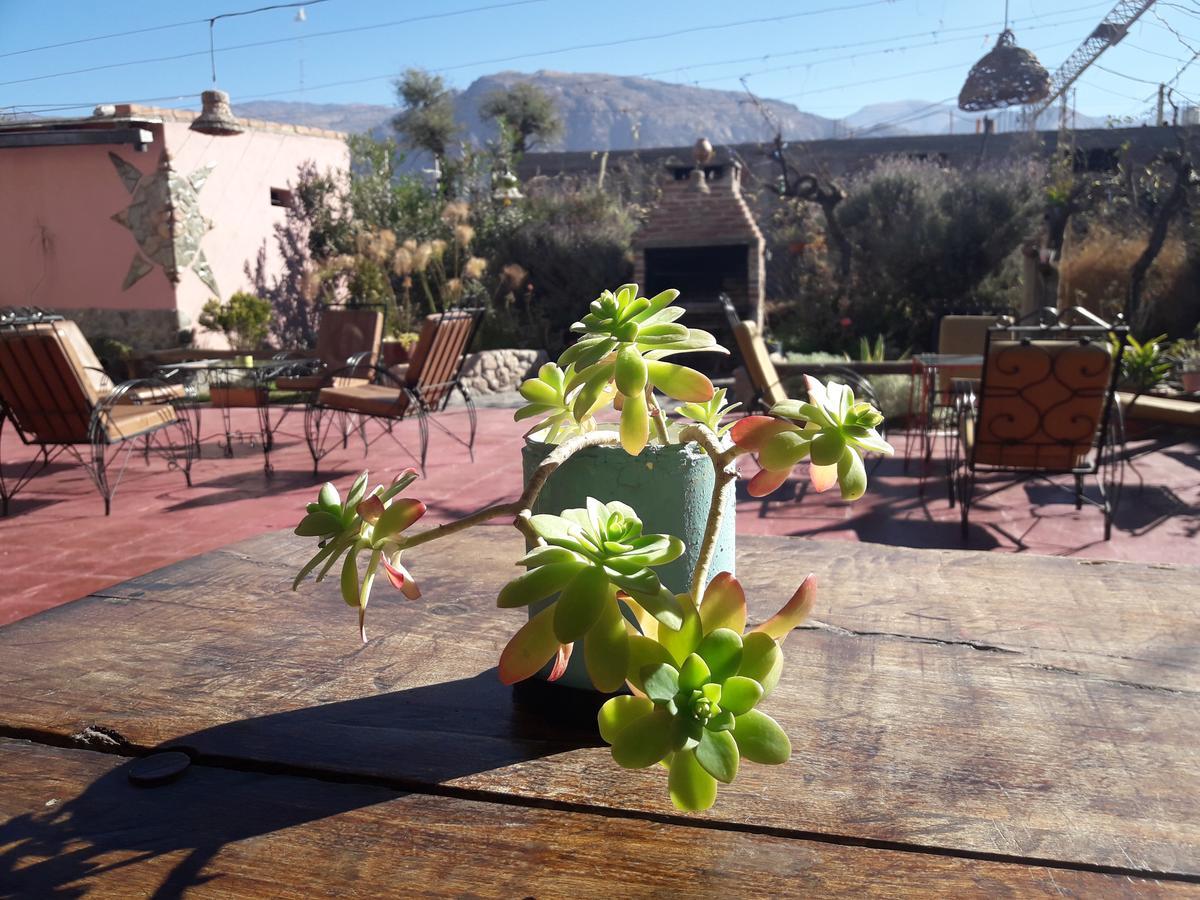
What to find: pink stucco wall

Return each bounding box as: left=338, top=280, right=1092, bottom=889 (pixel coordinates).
left=0, top=131, right=175, bottom=314
left=0, top=109, right=348, bottom=349
left=163, top=118, right=348, bottom=347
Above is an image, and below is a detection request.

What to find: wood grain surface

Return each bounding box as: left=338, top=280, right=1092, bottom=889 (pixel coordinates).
left=6, top=739, right=1178, bottom=898
left=0, top=529, right=1197, bottom=888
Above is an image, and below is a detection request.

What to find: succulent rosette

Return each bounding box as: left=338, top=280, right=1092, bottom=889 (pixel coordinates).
left=514, top=362, right=612, bottom=442
left=676, top=387, right=740, bottom=439
left=599, top=572, right=817, bottom=811
left=732, top=375, right=893, bottom=501
left=496, top=499, right=685, bottom=690
left=557, top=284, right=726, bottom=455
left=292, top=469, right=427, bottom=641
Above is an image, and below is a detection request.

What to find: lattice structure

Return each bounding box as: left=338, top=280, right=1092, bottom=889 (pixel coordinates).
left=1025, top=0, right=1158, bottom=120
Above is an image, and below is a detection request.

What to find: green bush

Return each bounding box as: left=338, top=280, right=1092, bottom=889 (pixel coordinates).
left=473, top=188, right=638, bottom=354
left=198, top=292, right=273, bottom=351
left=764, top=159, right=1040, bottom=354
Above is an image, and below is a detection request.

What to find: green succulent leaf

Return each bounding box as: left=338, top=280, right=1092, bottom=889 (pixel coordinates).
left=668, top=748, right=718, bottom=811
left=642, top=662, right=681, bottom=703
left=611, top=707, right=675, bottom=769
left=291, top=541, right=338, bottom=591
left=696, top=628, right=744, bottom=683
left=598, top=694, right=654, bottom=744
left=552, top=564, right=611, bottom=643
left=837, top=446, right=867, bottom=501
left=517, top=545, right=585, bottom=568
left=345, top=472, right=369, bottom=515
left=738, top=631, right=784, bottom=696
left=657, top=599, right=703, bottom=665
left=317, top=482, right=340, bottom=513
left=497, top=561, right=587, bottom=609
left=732, top=709, right=792, bottom=765
left=720, top=675, right=765, bottom=716
left=626, top=585, right=685, bottom=634
left=615, top=344, right=648, bottom=396
left=678, top=653, right=711, bottom=692
left=707, top=709, right=736, bottom=732
left=294, top=510, right=341, bottom=537
left=695, top=727, right=739, bottom=784
left=584, top=597, right=630, bottom=693
left=645, top=359, right=714, bottom=403
left=809, top=430, right=846, bottom=467
left=624, top=633, right=673, bottom=689
left=497, top=604, right=561, bottom=685
left=340, top=550, right=360, bottom=608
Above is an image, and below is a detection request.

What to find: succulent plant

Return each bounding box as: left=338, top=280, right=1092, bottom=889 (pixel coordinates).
left=733, top=375, right=893, bottom=500
left=676, top=387, right=740, bottom=439
left=598, top=572, right=816, bottom=811
left=555, top=284, right=725, bottom=455
left=514, top=362, right=611, bottom=442
left=292, top=281, right=897, bottom=816
left=496, top=499, right=685, bottom=690
left=293, top=469, right=427, bottom=642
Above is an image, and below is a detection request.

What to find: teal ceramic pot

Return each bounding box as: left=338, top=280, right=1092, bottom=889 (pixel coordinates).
left=521, top=436, right=736, bottom=690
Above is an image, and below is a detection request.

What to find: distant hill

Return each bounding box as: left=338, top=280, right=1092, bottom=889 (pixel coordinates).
left=234, top=71, right=1112, bottom=150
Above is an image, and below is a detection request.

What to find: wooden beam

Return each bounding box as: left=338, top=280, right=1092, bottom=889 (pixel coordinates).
left=0, top=128, right=154, bottom=149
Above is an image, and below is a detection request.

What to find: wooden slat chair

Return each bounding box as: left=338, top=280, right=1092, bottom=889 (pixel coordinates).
left=0, top=320, right=194, bottom=515
left=303, top=308, right=484, bottom=475
left=951, top=307, right=1127, bottom=541
left=275, top=306, right=384, bottom=393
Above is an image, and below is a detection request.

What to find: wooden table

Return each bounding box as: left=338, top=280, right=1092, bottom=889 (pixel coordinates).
left=1, top=530, right=1197, bottom=896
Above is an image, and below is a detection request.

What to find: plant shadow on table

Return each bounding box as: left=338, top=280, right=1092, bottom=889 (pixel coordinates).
left=0, top=669, right=603, bottom=899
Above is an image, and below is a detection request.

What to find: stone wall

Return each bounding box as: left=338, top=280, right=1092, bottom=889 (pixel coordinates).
left=459, top=348, right=548, bottom=395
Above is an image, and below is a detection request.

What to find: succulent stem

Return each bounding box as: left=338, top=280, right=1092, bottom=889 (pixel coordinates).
left=646, top=388, right=670, bottom=445
left=678, top=424, right=739, bottom=600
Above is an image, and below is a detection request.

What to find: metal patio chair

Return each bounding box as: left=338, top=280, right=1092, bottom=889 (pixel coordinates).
left=274, top=305, right=384, bottom=394
left=951, top=307, right=1127, bottom=541
left=0, top=316, right=194, bottom=515
left=303, top=307, right=483, bottom=475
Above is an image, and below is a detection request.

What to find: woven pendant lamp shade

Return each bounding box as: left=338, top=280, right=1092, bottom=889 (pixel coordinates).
left=190, top=89, right=243, bottom=137
left=958, top=30, right=1050, bottom=112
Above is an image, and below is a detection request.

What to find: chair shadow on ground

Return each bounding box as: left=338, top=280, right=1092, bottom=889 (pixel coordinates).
left=0, top=670, right=602, bottom=899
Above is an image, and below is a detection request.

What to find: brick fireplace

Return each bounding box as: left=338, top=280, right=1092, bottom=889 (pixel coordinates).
left=633, top=152, right=765, bottom=371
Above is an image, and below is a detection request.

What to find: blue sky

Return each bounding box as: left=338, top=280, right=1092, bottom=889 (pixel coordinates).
left=1, top=0, right=1196, bottom=121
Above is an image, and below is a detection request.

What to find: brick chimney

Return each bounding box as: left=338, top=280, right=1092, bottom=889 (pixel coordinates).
left=633, top=149, right=765, bottom=345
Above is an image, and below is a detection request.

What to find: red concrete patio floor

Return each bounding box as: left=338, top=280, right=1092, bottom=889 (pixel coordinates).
left=2, top=404, right=1197, bottom=626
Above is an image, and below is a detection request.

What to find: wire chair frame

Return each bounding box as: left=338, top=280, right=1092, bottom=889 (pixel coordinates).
left=303, top=306, right=483, bottom=476
left=951, top=306, right=1129, bottom=541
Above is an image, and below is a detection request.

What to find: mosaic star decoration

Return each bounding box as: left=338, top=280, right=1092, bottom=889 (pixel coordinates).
left=108, top=151, right=219, bottom=294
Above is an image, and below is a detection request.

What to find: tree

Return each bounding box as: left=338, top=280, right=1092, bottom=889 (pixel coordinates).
left=479, top=82, right=563, bottom=156
left=392, top=68, right=459, bottom=195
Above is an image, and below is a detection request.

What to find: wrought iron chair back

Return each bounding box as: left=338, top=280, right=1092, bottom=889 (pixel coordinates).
left=953, top=306, right=1128, bottom=540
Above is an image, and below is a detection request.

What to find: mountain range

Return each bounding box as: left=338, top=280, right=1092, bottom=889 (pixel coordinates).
left=235, top=70, right=1110, bottom=152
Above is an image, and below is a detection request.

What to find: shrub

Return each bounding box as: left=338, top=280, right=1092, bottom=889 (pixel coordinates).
left=198, top=292, right=273, bottom=351
left=474, top=188, right=638, bottom=354
left=1060, top=226, right=1198, bottom=338
left=763, top=159, right=1041, bottom=354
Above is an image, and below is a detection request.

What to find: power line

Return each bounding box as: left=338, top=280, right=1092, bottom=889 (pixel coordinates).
left=635, top=2, right=1109, bottom=82
left=0, top=0, right=551, bottom=89
left=774, top=37, right=1080, bottom=102
left=689, top=13, right=1103, bottom=88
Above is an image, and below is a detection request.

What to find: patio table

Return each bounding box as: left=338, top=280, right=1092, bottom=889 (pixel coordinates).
left=154, top=357, right=320, bottom=473
left=904, top=353, right=985, bottom=491
left=0, top=529, right=1196, bottom=895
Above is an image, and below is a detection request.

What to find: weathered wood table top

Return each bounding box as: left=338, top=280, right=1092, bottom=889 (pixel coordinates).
left=0, top=529, right=1197, bottom=896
